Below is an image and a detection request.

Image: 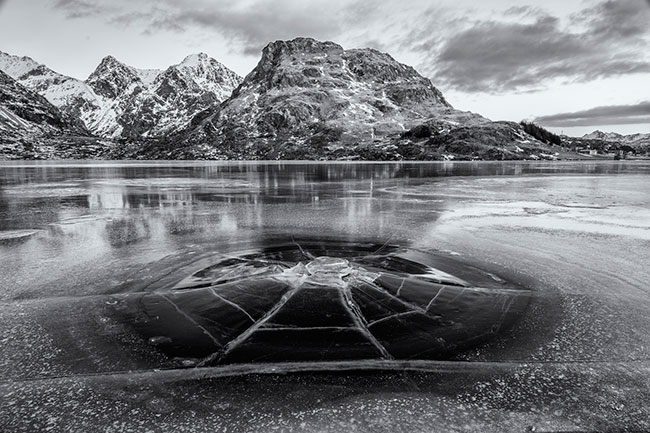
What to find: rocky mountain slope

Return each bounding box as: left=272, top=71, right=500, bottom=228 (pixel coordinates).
left=0, top=50, right=109, bottom=131
left=0, top=70, right=104, bottom=159
left=0, top=69, right=85, bottom=135
left=157, top=38, right=548, bottom=160
left=1, top=39, right=559, bottom=160
left=0, top=51, right=242, bottom=139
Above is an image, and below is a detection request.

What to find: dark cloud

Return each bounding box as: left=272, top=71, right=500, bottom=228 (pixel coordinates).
left=423, top=0, right=650, bottom=93
left=52, top=0, right=110, bottom=18
left=572, top=0, right=650, bottom=40
left=503, top=6, right=547, bottom=18
left=50, top=0, right=347, bottom=56
left=46, top=0, right=650, bottom=93
left=147, top=2, right=342, bottom=56
left=108, top=11, right=153, bottom=28
left=534, top=102, right=650, bottom=127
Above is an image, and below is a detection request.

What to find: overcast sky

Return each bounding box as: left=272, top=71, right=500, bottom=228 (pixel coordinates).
left=1, top=0, right=649, bottom=136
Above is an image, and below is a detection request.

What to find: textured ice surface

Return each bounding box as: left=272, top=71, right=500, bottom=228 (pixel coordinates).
left=108, top=241, right=529, bottom=366
left=2, top=161, right=650, bottom=432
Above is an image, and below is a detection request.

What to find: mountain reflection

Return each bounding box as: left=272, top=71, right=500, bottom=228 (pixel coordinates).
left=1, top=161, right=647, bottom=252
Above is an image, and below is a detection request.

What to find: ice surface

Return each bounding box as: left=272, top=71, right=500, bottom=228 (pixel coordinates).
left=1, top=161, right=650, bottom=431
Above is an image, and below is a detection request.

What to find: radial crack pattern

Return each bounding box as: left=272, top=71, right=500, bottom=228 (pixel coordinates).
left=208, top=289, right=255, bottom=323
left=367, top=281, right=428, bottom=314
left=341, top=287, right=393, bottom=359
left=159, top=294, right=222, bottom=347
left=199, top=287, right=301, bottom=366
left=116, top=242, right=531, bottom=367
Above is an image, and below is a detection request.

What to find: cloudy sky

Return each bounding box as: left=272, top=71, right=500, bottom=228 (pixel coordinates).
left=1, top=0, right=649, bottom=136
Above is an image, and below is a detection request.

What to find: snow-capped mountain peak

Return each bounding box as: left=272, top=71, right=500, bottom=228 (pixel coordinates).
left=0, top=49, right=243, bottom=139
left=0, top=50, right=99, bottom=124
left=86, top=55, right=143, bottom=99
left=178, top=52, right=210, bottom=67
left=0, top=51, right=41, bottom=79
left=151, top=53, right=242, bottom=103
left=582, top=130, right=624, bottom=141
left=583, top=129, right=650, bottom=146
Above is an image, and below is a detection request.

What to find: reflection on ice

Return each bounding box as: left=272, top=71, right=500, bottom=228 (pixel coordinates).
left=2, top=161, right=650, bottom=432
left=0, top=229, right=42, bottom=244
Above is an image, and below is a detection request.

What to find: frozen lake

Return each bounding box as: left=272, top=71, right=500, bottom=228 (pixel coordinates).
left=1, top=160, right=650, bottom=432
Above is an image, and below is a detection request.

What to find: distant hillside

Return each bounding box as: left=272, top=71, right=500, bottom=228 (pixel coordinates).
left=582, top=130, right=650, bottom=148
left=560, top=131, right=649, bottom=157
left=520, top=121, right=562, bottom=146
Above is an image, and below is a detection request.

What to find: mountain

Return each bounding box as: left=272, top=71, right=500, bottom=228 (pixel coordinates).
left=0, top=69, right=85, bottom=134
left=1, top=40, right=557, bottom=160
left=0, top=70, right=101, bottom=159
left=582, top=130, right=624, bottom=142
left=106, top=53, right=242, bottom=138
left=160, top=38, right=549, bottom=160
left=0, top=51, right=242, bottom=139
left=0, top=51, right=100, bottom=128
left=583, top=130, right=650, bottom=147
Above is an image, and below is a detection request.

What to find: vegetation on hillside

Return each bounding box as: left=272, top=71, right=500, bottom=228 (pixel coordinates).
left=520, top=121, right=562, bottom=145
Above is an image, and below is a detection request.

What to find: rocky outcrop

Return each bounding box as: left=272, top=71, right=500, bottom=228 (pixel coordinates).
left=182, top=38, right=461, bottom=157
left=86, top=55, right=142, bottom=100
left=164, top=38, right=544, bottom=160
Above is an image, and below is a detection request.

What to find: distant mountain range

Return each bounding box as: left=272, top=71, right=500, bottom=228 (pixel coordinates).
left=0, top=38, right=587, bottom=160
left=0, top=50, right=242, bottom=139
left=581, top=130, right=650, bottom=147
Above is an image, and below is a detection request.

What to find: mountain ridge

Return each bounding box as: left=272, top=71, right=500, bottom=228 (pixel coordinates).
left=163, top=37, right=543, bottom=160
left=0, top=69, right=104, bottom=159
left=0, top=50, right=242, bottom=139
left=582, top=130, right=650, bottom=146
left=1, top=38, right=571, bottom=160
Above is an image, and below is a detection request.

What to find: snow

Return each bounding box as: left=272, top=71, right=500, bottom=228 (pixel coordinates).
left=0, top=105, right=37, bottom=131
left=41, top=79, right=98, bottom=106
left=84, top=94, right=123, bottom=137
left=0, top=49, right=242, bottom=139
left=0, top=51, right=40, bottom=79
left=179, top=53, right=208, bottom=68
left=132, top=68, right=161, bottom=86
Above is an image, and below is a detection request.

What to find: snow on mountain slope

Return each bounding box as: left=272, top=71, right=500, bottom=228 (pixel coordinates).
left=169, top=53, right=242, bottom=101
left=183, top=38, right=487, bottom=156
left=582, top=130, right=624, bottom=141
left=583, top=130, right=650, bottom=147
left=0, top=50, right=109, bottom=133
left=0, top=51, right=242, bottom=138
left=132, top=68, right=160, bottom=87
left=0, top=105, right=33, bottom=133
left=0, top=51, right=93, bottom=104
left=0, top=69, right=86, bottom=138
left=0, top=52, right=40, bottom=79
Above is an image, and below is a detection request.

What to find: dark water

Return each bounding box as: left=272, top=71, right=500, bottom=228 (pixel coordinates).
left=1, top=160, right=650, bottom=432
